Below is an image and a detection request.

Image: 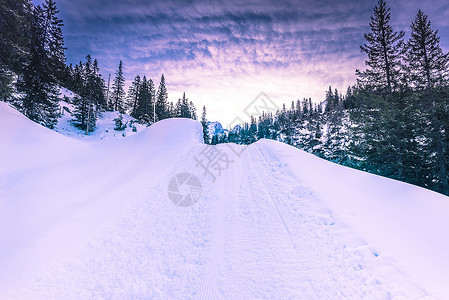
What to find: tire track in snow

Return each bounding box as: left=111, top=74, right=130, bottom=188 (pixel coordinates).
left=225, top=149, right=265, bottom=298
left=195, top=147, right=228, bottom=299
left=252, top=142, right=396, bottom=299
left=244, top=145, right=319, bottom=298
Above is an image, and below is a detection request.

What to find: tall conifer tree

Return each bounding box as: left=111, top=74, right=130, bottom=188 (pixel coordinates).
left=201, top=105, right=209, bottom=144
left=111, top=60, right=125, bottom=112
left=357, top=0, right=405, bottom=93
left=156, top=74, right=168, bottom=120
left=406, top=10, right=449, bottom=193
left=406, top=10, right=449, bottom=89
left=19, top=0, right=65, bottom=128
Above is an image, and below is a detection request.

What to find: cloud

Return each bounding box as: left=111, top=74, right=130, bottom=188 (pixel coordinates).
left=47, top=0, right=449, bottom=123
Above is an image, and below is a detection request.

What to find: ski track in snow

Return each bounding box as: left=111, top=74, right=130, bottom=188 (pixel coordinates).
left=10, top=141, right=424, bottom=299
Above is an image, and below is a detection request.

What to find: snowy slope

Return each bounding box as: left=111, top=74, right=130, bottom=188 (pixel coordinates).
left=1, top=102, right=449, bottom=299
left=55, top=100, right=147, bottom=141
left=55, top=88, right=147, bottom=141
left=262, top=140, right=449, bottom=298
left=0, top=102, right=202, bottom=296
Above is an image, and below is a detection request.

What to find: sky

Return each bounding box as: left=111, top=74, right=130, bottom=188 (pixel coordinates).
left=34, top=0, right=449, bottom=125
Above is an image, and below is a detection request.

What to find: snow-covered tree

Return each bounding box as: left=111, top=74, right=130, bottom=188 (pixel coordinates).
left=72, top=93, right=96, bottom=132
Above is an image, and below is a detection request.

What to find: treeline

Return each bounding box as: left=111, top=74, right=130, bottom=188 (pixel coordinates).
left=1, top=0, right=198, bottom=132
left=124, top=73, right=197, bottom=125
left=209, top=88, right=349, bottom=162
left=63, top=58, right=198, bottom=131
left=212, top=0, right=449, bottom=196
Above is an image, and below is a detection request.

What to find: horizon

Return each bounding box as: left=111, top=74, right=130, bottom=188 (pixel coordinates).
left=33, top=0, right=449, bottom=125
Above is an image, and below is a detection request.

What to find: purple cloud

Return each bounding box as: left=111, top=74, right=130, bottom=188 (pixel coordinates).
left=36, top=0, right=449, bottom=123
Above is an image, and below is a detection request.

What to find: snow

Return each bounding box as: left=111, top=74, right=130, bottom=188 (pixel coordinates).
left=261, top=140, right=449, bottom=298
left=55, top=97, right=146, bottom=142
left=207, top=121, right=228, bottom=138
left=1, top=101, right=449, bottom=299
left=59, top=87, right=76, bottom=100
left=207, top=121, right=242, bottom=138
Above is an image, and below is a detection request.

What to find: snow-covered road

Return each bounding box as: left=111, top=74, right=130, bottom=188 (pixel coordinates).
left=193, top=143, right=393, bottom=299
left=1, top=102, right=449, bottom=299
left=10, top=143, right=396, bottom=299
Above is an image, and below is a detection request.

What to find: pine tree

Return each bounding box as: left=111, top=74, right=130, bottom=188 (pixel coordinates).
left=201, top=105, right=209, bottom=144
left=189, top=101, right=197, bottom=120
left=325, top=86, right=333, bottom=112
left=175, top=99, right=182, bottom=117
left=0, top=0, right=31, bottom=69
left=172, top=92, right=194, bottom=119
left=112, top=60, right=125, bottom=112
left=134, top=76, right=155, bottom=124
left=406, top=10, right=449, bottom=89
left=148, top=78, right=156, bottom=122
left=42, top=0, right=66, bottom=79
left=72, top=92, right=96, bottom=132
left=168, top=101, right=175, bottom=118
left=180, top=92, right=191, bottom=118
left=356, top=0, right=405, bottom=93
left=348, top=86, right=424, bottom=183
left=114, top=113, right=126, bottom=131
left=296, top=99, right=302, bottom=119
left=18, top=0, right=65, bottom=128
left=73, top=56, right=103, bottom=132
left=350, top=0, right=417, bottom=184
left=406, top=10, right=449, bottom=194
left=73, top=62, right=83, bottom=92
left=156, top=74, right=168, bottom=120
left=91, top=58, right=106, bottom=109
left=302, top=98, right=311, bottom=118
left=127, top=75, right=141, bottom=116
left=0, top=0, right=32, bottom=102
left=343, top=86, right=356, bottom=109
left=0, top=69, right=14, bottom=102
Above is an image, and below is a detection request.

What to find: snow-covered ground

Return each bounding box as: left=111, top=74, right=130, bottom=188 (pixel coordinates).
left=55, top=88, right=146, bottom=141
left=1, top=101, right=449, bottom=299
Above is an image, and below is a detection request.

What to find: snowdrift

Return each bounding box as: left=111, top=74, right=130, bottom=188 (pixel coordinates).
left=0, top=103, right=204, bottom=296
left=125, top=117, right=204, bottom=147
left=0, top=102, right=85, bottom=174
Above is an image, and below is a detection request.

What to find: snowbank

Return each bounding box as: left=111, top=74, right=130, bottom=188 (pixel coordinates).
left=257, top=138, right=449, bottom=298
left=128, top=117, right=204, bottom=147
left=55, top=101, right=148, bottom=141
left=0, top=102, right=86, bottom=174
left=0, top=103, right=204, bottom=296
